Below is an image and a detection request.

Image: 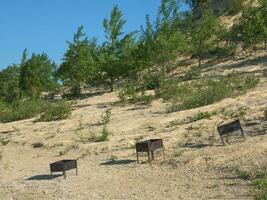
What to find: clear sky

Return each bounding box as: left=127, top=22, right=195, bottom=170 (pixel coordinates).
left=0, top=0, right=188, bottom=70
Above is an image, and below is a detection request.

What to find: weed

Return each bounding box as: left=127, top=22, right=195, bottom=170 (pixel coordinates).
left=101, top=108, right=112, bottom=124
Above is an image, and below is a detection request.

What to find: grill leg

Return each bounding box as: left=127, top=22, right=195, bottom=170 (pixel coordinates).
left=63, top=170, right=66, bottom=179
left=162, top=146, right=165, bottom=159
left=136, top=151, right=139, bottom=164
left=220, top=135, right=225, bottom=146
left=147, top=150, right=151, bottom=163
left=50, top=171, right=53, bottom=179
left=76, top=167, right=78, bottom=175
left=151, top=150, right=154, bottom=161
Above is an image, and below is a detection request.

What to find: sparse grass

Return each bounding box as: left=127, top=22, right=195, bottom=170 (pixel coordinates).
left=156, top=74, right=259, bottom=113
left=234, top=166, right=267, bottom=199
left=188, top=111, right=216, bottom=122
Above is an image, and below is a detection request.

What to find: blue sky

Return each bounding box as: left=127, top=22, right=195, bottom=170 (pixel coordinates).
left=0, top=0, right=188, bottom=70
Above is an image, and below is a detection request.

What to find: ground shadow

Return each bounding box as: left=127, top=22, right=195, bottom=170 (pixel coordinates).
left=100, top=159, right=136, bottom=166
left=26, top=174, right=62, bottom=180
left=183, top=142, right=210, bottom=149
left=221, top=54, right=267, bottom=70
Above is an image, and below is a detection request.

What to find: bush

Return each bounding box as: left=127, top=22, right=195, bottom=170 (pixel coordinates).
left=119, top=81, right=153, bottom=105
left=0, top=99, right=52, bottom=123
left=156, top=74, right=259, bottom=113
left=38, top=101, right=71, bottom=122
left=188, top=111, right=216, bottom=122
left=227, top=0, right=245, bottom=15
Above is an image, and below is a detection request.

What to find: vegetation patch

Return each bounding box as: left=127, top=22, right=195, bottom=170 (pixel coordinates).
left=37, top=101, right=71, bottom=122
left=156, top=74, right=259, bottom=113
left=0, top=99, right=53, bottom=123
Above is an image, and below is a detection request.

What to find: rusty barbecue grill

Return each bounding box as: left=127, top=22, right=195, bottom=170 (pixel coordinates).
left=135, top=139, right=165, bottom=163
left=50, top=159, right=78, bottom=179
left=217, top=119, right=245, bottom=145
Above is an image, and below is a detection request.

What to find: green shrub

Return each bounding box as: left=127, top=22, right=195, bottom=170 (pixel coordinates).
left=227, top=0, right=245, bottom=15
left=38, top=101, right=71, bottom=122
left=0, top=99, right=52, bottom=123
left=219, top=107, right=247, bottom=119
left=90, top=125, right=109, bottom=142
left=157, top=74, right=259, bottom=113
left=188, top=111, right=216, bottom=122
left=119, top=81, right=153, bottom=105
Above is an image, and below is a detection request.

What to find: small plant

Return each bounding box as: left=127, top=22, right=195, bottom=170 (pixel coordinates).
left=188, top=111, right=216, bottom=123
left=90, top=125, right=110, bottom=142
left=101, top=108, right=112, bottom=124
left=0, top=138, right=9, bottom=146
left=32, top=142, right=44, bottom=148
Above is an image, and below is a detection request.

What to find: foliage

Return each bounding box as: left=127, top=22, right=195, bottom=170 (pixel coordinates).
left=227, top=0, right=245, bottom=15
left=0, top=99, right=52, bottom=123
left=0, top=65, right=20, bottom=102
left=156, top=74, right=259, bottom=112
left=20, top=49, right=57, bottom=98
left=186, top=8, right=225, bottom=67
left=57, top=26, right=100, bottom=97
left=118, top=81, right=153, bottom=105
left=188, top=111, right=215, bottom=122
left=38, top=101, right=71, bottom=122
left=236, top=0, right=267, bottom=49
left=100, top=5, right=137, bottom=91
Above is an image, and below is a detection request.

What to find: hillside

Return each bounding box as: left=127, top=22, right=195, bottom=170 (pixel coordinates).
left=0, top=52, right=266, bottom=200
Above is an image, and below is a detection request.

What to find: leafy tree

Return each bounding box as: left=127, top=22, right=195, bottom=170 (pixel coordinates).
left=187, top=9, right=222, bottom=67
left=57, top=26, right=99, bottom=96
left=20, top=49, right=57, bottom=97
left=0, top=64, right=20, bottom=102
left=136, top=0, right=187, bottom=77
left=100, top=5, right=136, bottom=91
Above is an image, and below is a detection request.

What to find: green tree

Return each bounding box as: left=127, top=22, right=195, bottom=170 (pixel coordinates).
left=187, top=9, right=222, bottom=67
left=101, top=5, right=136, bottom=91
left=57, top=26, right=99, bottom=96
left=0, top=64, right=20, bottom=102
left=237, top=0, right=267, bottom=49
left=20, top=49, right=57, bottom=97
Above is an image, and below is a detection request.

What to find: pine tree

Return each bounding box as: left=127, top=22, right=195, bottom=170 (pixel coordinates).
left=57, top=26, right=99, bottom=96
left=20, top=50, right=57, bottom=98
left=101, top=5, right=136, bottom=91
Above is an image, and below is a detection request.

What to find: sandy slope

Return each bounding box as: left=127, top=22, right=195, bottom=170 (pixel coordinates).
left=0, top=55, right=267, bottom=200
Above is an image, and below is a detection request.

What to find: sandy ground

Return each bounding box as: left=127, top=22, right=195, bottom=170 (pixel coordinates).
left=0, top=54, right=267, bottom=200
